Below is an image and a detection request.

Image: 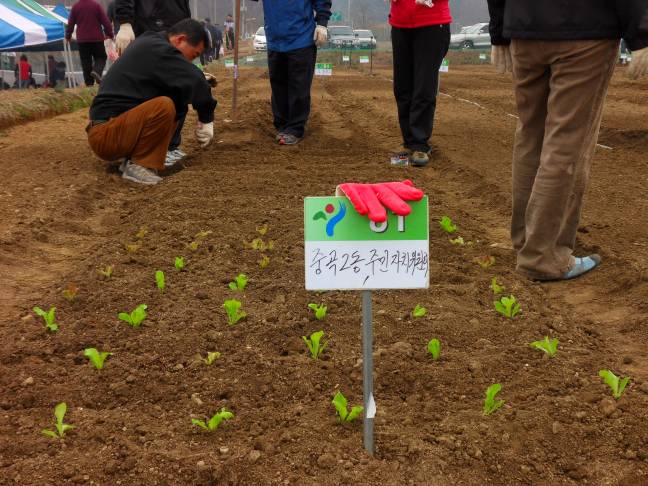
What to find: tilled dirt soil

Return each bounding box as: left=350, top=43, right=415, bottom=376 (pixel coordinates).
left=0, top=64, right=647, bottom=485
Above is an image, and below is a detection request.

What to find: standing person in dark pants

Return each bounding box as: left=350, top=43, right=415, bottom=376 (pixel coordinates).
left=487, top=0, right=648, bottom=281
left=389, top=0, right=451, bottom=167
left=114, top=0, right=192, bottom=167
left=224, top=14, right=235, bottom=51
left=204, top=18, right=222, bottom=60
left=251, top=0, right=331, bottom=145
left=65, top=0, right=114, bottom=86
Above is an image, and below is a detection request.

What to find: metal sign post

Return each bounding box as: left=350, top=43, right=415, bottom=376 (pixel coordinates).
left=362, top=290, right=374, bottom=454
left=232, top=0, right=241, bottom=121
left=304, top=195, right=429, bottom=456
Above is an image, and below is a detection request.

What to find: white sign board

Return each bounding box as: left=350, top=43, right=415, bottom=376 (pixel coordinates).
left=304, top=197, right=429, bottom=290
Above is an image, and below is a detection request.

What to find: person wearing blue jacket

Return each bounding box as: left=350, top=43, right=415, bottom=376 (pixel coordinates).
left=251, top=0, right=332, bottom=144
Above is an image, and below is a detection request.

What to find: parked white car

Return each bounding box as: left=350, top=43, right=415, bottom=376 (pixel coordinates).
left=450, top=22, right=490, bottom=49
left=353, top=29, right=376, bottom=49
left=253, top=27, right=267, bottom=51
left=328, top=25, right=355, bottom=49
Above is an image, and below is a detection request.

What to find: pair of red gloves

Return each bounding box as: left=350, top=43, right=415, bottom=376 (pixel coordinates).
left=336, top=180, right=424, bottom=223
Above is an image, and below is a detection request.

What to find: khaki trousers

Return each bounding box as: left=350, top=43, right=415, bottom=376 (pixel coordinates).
left=87, top=96, right=176, bottom=170
left=510, top=39, right=619, bottom=279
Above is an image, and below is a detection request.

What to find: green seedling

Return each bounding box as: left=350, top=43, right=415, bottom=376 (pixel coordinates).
left=302, top=330, right=327, bottom=359
left=490, top=276, right=505, bottom=294
left=439, top=216, right=457, bottom=234
left=228, top=273, right=248, bottom=292
left=494, top=295, right=520, bottom=319
left=332, top=391, right=364, bottom=423
left=33, top=306, right=59, bottom=332
left=98, top=265, right=113, bottom=278
left=530, top=336, right=558, bottom=358
left=187, top=240, right=201, bottom=251
left=427, top=338, right=441, bottom=360
left=118, top=304, right=148, bottom=327
left=308, top=303, right=327, bottom=320
left=599, top=370, right=631, bottom=400
left=174, top=256, right=185, bottom=270
left=124, top=242, right=141, bottom=253
left=83, top=348, right=113, bottom=370
left=412, top=304, right=427, bottom=318
left=483, top=383, right=504, bottom=416
left=223, top=299, right=246, bottom=325
left=192, top=408, right=234, bottom=431
left=62, top=283, right=78, bottom=302
left=449, top=236, right=465, bottom=245
left=475, top=255, right=496, bottom=268
left=155, top=270, right=165, bottom=292
left=203, top=351, right=221, bottom=365
left=259, top=255, right=270, bottom=269
left=135, top=226, right=148, bottom=239
left=41, top=402, right=74, bottom=439
left=195, top=230, right=212, bottom=239
left=256, top=223, right=269, bottom=236
left=250, top=238, right=275, bottom=251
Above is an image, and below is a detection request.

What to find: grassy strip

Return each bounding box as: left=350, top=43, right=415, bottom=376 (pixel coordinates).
left=0, top=87, right=97, bottom=131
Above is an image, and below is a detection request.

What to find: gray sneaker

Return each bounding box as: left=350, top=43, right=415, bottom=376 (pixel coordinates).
left=164, top=149, right=185, bottom=168
left=118, top=158, right=129, bottom=173
left=279, top=133, right=301, bottom=145
left=410, top=151, right=429, bottom=167
left=122, top=161, right=162, bottom=185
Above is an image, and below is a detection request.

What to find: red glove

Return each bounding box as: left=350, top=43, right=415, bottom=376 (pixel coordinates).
left=336, top=180, right=424, bottom=223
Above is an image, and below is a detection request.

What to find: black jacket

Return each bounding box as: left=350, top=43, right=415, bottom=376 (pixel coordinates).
left=115, top=0, right=190, bottom=36
left=89, top=31, right=216, bottom=123
left=488, top=0, right=648, bottom=51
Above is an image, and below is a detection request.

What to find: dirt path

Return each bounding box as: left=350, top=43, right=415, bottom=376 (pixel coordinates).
left=0, top=66, right=647, bottom=485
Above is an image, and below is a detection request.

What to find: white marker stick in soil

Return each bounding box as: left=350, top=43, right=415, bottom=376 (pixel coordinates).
left=362, top=290, right=374, bottom=455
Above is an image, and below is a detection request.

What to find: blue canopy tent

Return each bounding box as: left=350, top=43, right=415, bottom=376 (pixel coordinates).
left=0, top=0, right=65, bottom=51
left=51, top=3, right=69, bottom=21
left=0, top=1, right=81, bottom=87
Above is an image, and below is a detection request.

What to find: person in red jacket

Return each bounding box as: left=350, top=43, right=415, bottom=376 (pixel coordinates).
left=389, top=0, right=451, bottom=167
left=16, top=55, right=32, bottom=89
left=65, top=0, right=114, bottom=86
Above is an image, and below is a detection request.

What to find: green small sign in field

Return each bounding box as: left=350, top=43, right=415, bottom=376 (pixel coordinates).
left=304, top=196, right=429, bottom=290
left=315, top=63, right=333, bottom=76
left=359, top=56, right=369, bottom=64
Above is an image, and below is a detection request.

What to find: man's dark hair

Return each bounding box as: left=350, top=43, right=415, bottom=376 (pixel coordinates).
left=168, top=18, right=209, bottom=48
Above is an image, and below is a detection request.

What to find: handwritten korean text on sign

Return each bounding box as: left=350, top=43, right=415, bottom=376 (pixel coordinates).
left=304, top=196, right=429, bottom=290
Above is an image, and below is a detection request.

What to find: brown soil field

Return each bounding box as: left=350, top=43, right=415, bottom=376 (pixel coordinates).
left=0, top=63, right=647, bottom=485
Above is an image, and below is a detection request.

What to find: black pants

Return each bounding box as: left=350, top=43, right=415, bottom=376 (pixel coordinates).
left=169, top=113, right=186, bottom=151
left=267, top=45, right=317, bottom=138
left=78, top=41, right=107, bottom=86
left=391, top=24, right=450, bottom=152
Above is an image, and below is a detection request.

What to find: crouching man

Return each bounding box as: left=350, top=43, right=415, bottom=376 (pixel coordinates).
left=86, top=18, right=216, bottom=185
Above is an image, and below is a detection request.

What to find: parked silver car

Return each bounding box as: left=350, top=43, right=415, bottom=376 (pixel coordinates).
left=253, top=27, right=267, bottom=51
left=450, top=22, right=490, bottom=49
left=353, top=29, right=376, bottom=49
left=328, top=25, right=355, bottom=49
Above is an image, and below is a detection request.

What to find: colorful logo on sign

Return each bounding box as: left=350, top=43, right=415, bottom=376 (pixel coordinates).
left=313, top=202, right=347, bottom=237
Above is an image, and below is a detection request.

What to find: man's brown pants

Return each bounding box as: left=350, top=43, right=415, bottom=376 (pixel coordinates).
left=510, top=39, right=619, bottom=279
left=87, top=96, right=176, bottom=171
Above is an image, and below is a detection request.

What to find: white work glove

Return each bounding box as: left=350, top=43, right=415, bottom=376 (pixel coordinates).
left=313, top=25, right=328, bottom=47
left=415, top=0, right=434, bottom=6
left=491, top=44, right=512, bottom=74
left=115, top=23, right=135, bottom=55
left=628, top=47, right=648, bottom=79
left=195, top=121, right=213, bottom=148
